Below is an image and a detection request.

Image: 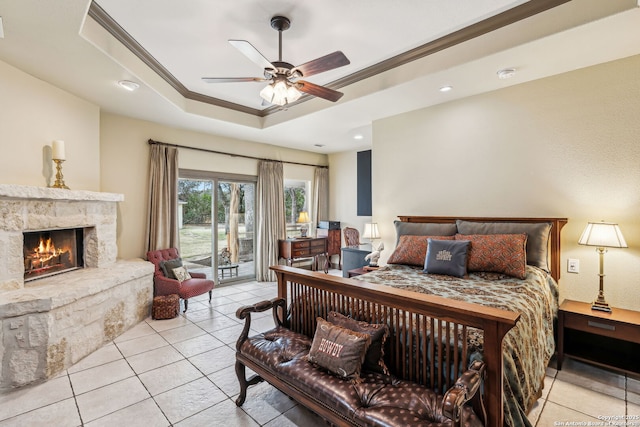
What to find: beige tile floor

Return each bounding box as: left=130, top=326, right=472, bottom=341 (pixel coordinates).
left=1, top=274, right=638, bottom=426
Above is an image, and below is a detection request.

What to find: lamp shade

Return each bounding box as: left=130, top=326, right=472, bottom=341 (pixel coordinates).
left=578, top=221, right=627, bottom=248
left=362, top=223, right=380, bottom=240
left=260, top=78, right=301, bottom=106
left=297, top=211, right=310, bottom=224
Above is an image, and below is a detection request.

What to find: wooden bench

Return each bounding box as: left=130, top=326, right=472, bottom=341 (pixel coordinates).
left=234, top=265, right=519, bottom=427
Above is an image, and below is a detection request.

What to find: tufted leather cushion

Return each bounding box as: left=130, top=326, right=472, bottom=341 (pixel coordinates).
left=240, top=327, right=483, bottom=427
left=240, top=326, right=312, bottom=368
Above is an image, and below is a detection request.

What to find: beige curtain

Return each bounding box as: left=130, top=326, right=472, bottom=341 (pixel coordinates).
left=313, top=167, right=329, bottom=225
left=145, top=143, right=179, bottom=253
left=229, top=183, right=240, bottom=263
left=256, top=160, right=286, bottom=281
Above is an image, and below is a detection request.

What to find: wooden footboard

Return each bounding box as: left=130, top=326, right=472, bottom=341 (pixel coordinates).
left=271, top=265, right=520, bottom=427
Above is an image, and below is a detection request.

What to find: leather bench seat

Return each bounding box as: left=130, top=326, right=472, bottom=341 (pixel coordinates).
left=239, top=327, right=483, bottom=427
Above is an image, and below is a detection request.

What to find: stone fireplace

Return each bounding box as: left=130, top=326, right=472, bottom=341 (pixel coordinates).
left=0, top=184, right=154, bottom=391
left=23, top=227, right=85, bottom=282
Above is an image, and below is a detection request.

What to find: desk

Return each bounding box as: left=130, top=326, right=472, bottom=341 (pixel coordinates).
left=278, top=237, right=329, bottom=273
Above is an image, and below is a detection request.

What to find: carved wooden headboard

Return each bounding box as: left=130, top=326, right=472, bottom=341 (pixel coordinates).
left=397, top=216, right=568, bottom=282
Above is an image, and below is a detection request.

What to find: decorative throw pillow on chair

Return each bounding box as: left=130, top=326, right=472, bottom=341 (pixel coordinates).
left=160, top=258, right=183, bottom=278
left=172, top=266, right=192, bottom=282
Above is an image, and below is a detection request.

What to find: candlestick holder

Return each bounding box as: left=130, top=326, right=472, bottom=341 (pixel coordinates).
left=52, top=159, right=70, bottom=189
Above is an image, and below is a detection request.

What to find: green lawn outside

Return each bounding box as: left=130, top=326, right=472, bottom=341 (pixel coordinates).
left=179, top=224, right=249, bottom=260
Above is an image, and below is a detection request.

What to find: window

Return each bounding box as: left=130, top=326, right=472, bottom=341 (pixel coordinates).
left=284, top=179, right=310, bottom=235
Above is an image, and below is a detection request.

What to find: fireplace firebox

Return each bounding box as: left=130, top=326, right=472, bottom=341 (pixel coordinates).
left=23, top=228, right=85, bottom=281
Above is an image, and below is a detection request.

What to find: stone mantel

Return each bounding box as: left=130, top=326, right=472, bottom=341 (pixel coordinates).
left=0, top=184, right=124, bottom=291
left=0, top=184, right=124, bottom=202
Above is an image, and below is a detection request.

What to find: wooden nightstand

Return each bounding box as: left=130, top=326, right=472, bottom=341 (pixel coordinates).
left=557, top=299, right=640, bottom=375
left=347, top=266, right=378, bottom=278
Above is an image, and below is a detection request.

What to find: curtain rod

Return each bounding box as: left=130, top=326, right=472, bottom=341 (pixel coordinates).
left=148, top=139, right=328, bottom=169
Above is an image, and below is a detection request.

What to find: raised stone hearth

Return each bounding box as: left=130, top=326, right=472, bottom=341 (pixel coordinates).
left=0, top=184, right=154, bottom=391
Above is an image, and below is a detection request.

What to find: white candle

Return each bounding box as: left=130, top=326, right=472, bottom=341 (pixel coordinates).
left=52, top=140, right=65, bottom=160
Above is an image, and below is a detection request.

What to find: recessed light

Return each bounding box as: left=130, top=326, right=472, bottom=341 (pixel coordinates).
left=497, top=68, right=516, bottom=79
left=118, top=80, right=140, bottom=91
left=314, top=144, right=325, bottom=148
left=439, top=85, right=453, bottom=92
left=353, top=134, right=364, bottom=140
left=0, top=17, right=5, bottom=39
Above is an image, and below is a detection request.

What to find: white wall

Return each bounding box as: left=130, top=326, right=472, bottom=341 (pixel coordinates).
left=0, top=59, right=100, bottom=190
left=359, top=54, right=640, bottom=311
left=328, top=150, right=372, bottom=241
left=100, top=113, right=328, bottom=260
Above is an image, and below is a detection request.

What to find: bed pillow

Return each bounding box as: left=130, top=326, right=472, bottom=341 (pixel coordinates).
left=423, top=239, right=471, bottom=278
left=455, top=233, right=528, bottom=279
left=160, top=258, right=183, bottom=279
left=326, top=311, right=389, bottom=375
left=307, top=317, right=371, bottom=381
left=387, top=235, right=455, bottom=266
left=394, top=220, right=457, bottom=244
left=456, top=220, right=552, bottom=272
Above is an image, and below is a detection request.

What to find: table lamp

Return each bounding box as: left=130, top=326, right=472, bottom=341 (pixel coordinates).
left=297, top=211, right=310, bottom=237
left=362, top=223, right=380, bottom=243
left=578, top=221, right=627, bottom=312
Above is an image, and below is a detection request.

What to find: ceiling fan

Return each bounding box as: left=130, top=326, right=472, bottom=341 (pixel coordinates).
left=202, top=16, right=350, bottom=106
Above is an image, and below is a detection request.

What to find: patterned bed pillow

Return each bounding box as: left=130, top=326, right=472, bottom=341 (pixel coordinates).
left=456, top=220, right=552, bottom=272
left=326, top=311, right=389, bottom=375
left=307, top=317, right=371, bottom=381
left=388, top=235, right=456, bottom=266
left=423, top=239, right=471, bottom=278
left=455, top=233, right=528, bottom=279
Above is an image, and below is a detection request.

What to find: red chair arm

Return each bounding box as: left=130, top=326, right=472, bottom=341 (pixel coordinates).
left=189, top=272, right=206, bottom=279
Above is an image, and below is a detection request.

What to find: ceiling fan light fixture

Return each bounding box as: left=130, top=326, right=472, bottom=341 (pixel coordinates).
left=204, top=15, right=348, bottom=107
left=286, top=85, right=301, bottom=103
left=260, top=79, right=301, bottom=106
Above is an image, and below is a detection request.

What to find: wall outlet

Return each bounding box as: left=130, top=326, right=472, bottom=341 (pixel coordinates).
left=567, top=258, right=580, bottom=273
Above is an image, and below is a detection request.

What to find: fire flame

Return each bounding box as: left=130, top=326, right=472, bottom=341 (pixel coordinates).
left=32, top=237, right=63, bottom=266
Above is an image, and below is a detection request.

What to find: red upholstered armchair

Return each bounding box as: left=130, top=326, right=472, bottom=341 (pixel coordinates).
left=146, top=248, right=214, bottom=312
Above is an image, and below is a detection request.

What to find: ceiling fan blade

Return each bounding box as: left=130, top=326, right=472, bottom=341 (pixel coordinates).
left=202, top=77, right=267, bottom=83
left=297, top=81, right=344, bottom=102
left=293, top=51, right=350, bottom=78
left=229, top=40, right=276, bottom=72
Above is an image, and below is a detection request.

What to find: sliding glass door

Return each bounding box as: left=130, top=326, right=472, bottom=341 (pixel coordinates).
left=178, top=171, right=256, bottom=284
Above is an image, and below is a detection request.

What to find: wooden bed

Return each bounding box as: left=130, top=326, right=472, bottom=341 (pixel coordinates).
left=271, top=216, right=566, bottom=427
